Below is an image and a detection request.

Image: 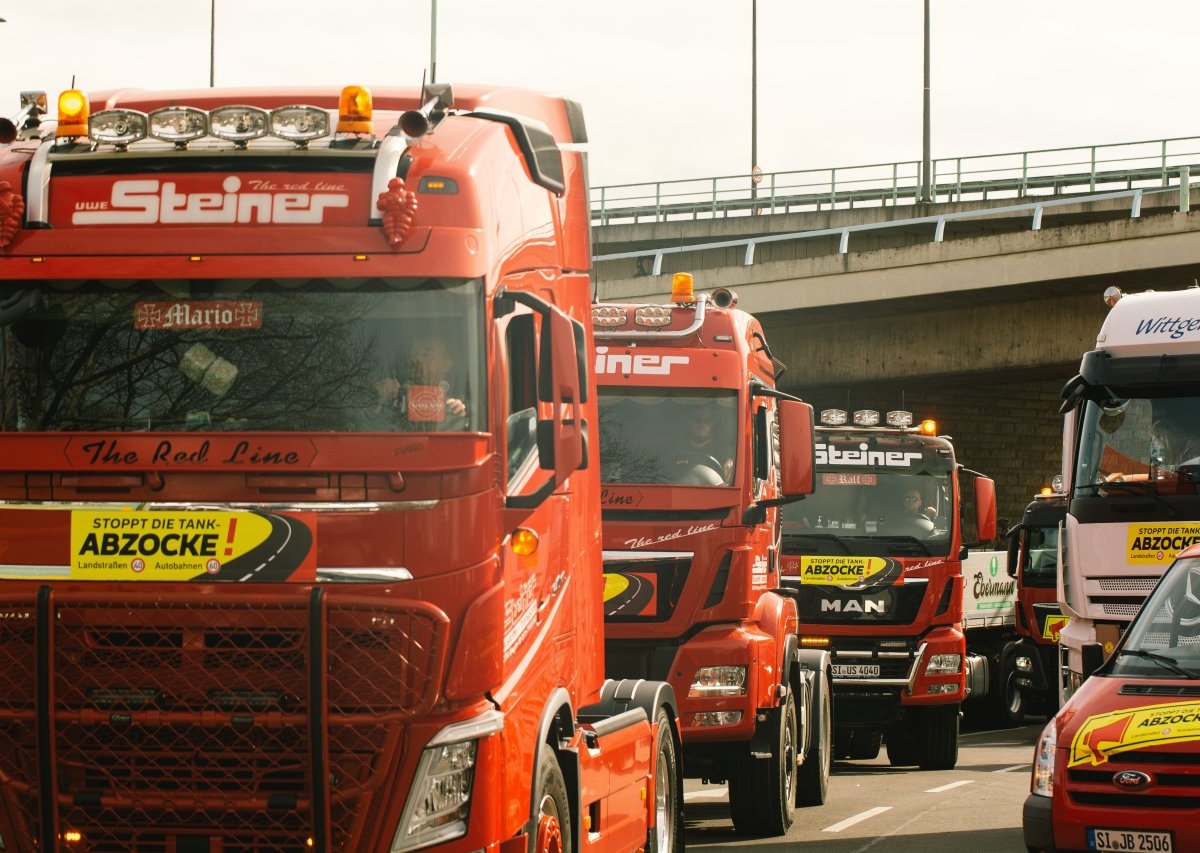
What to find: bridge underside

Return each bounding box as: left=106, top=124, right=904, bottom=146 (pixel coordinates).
left=592, top=198, right=1200, bottom=525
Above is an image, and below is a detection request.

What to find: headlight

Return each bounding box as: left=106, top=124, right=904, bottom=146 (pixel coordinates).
left=689, top=665, right=746, bottom=697
left=1030, top=718, right=1057, bottom=797
left=925, top=653, right=962, bottom=675
left=391, top=710, right=502, bottom=853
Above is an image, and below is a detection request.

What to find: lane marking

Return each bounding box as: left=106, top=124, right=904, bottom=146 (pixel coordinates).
left=995, top=763, right=1029, bottom=773
left=822, top=806, right=892, bottom=833
left=924, top=780, right=973, bottom=793
left=683, top=786, right=727, bottom=803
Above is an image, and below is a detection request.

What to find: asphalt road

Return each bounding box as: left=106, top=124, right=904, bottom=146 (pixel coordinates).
left=682, top=720, right=1044, bottom=852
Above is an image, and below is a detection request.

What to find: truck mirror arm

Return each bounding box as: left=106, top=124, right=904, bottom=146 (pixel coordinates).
left=748, top=379, right=805, bottom=404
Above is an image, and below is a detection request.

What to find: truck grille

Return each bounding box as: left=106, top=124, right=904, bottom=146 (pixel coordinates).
left=1066, top=749, right=1200, bottom=812
left=0, top=588, right=448, bottom=852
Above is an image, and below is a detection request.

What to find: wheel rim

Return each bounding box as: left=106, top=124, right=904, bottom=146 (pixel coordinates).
left=783, top=699, right=797, bottom=805
left=655, top=744, right=674, bottom=852
left=535, top=807, right=563, bottom=853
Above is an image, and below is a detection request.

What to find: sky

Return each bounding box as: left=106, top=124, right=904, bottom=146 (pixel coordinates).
left=2, top=0, right=1197, bottom=190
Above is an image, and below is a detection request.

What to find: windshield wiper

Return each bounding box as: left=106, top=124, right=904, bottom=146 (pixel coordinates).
left=1076, top=480, right=1179, bottom=518
left=781, top=532, right=854, bottom=555
left=1117, top=648, right=1200, bottom=678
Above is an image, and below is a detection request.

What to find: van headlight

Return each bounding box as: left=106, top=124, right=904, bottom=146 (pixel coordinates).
left=391, top=710, right=503, bottom=853
left=1030, top=718, right=1057, bottom=797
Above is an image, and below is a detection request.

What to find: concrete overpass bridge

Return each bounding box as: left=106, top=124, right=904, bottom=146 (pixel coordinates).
left=589, top=136, right=1200, bottom=524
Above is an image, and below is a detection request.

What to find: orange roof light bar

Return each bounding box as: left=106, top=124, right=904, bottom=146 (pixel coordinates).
left=55, top=89, right=89, bottom=139
left=670, top=272, right=695, bottom=305
left=337, top=86, right=373, bottom=135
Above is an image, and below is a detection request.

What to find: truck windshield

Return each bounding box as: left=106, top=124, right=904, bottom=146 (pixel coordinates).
left=781, top=433, right=954, bottom=555
left=0, top=277, right=485, bottom=434
left=1020, top=521, right=1060, bottom=587
left=1074, top=393, right=1200, bottom=495
left=598, top=388, right=738, bottom=486
left=1109, top=555, right=1200, bottom=679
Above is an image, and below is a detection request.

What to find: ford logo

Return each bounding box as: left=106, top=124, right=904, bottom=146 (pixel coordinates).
left=1112, top=770, right=1152, bottom=790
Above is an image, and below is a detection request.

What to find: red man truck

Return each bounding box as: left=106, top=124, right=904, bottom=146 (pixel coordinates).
left=1006, top=489, right=1069, bottom=718
left=0, top=82, right=682, bottom=853
left=592, top=276, right=831, bottom=835
left=780, top=409, right=996, bottom=770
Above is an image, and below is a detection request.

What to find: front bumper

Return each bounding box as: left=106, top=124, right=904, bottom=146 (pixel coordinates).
left=1023, top=794, right=1055, bottom=851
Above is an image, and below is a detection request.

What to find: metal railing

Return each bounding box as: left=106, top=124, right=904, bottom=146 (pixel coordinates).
left=591, top=136, right=1200, bottom=225
left=594, top=186, right=1172, bottom=276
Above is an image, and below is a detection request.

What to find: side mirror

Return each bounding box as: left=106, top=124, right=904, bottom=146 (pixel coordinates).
left=498, top=288, right=588, bottom=511
left=778, top=399, right=814, bottom=497
left=1081, top=642, right=1106, bottom=679
left=1006, top=529, right=1021, bottom=579
left=974, top=475, right=997, bottom=543
left=538, top=305, right=586, bottom=481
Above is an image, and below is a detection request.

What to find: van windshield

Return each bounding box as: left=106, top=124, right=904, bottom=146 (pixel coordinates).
left=1110, top=556, right=1200, bottom=679
left=0, top=278, right=485, bottom=434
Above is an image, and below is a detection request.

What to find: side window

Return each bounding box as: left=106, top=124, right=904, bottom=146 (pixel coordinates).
left=505, top=312, right=539, bottom=492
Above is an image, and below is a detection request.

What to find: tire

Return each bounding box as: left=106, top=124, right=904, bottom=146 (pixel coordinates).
left=796, top=670, right=831, bottom=806
left=885, top=725, right=918, bottom=767
left=843, top=728, right=882, bottom=761
left=917, top=704, right=960, bottom=771
left=532, top=749, right=571, bottom=853
left=728, top=690, right=797, bottom=836
left=647, top=709, right=681, bottom=853
left=999, top=669, right=1027, bottom=727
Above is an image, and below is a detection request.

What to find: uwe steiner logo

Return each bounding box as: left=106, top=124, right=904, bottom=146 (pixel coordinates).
left=1112, top=770, right=1152, bottom=790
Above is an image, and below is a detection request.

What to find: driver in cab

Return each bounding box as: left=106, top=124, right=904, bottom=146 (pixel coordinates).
left=670, top=406, right=734, bottom=485
left=876, top=485, right=937, bottom=537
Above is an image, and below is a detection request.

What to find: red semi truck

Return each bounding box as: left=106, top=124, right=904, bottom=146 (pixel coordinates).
left=592, top=277, right=831, bottom=835
left=780, top=409, right=996, bottom=769
left=1006, top=490, right=1069, bottom=718
left=1024, top=543, right=1200, bottom=853
left=0, top=82, right=682, bottom=852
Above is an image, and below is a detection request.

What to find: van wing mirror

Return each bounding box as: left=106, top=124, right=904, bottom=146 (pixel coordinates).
left=778, top=399, right=815, bottom=497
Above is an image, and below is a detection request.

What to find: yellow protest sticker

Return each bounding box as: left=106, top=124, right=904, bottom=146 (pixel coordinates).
left=1068, top=700, right=1200, bottom=767
left=69, top=510, right=315, bottom=581
left=1042, top=614, right=1069, bottom=642
left=798, top=556, right=889, bottom=586
left=1127, top=523, right=1200, bottom=564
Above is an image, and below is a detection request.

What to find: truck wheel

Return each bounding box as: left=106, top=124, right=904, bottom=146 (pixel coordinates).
left=917, top=705, right=960, bottom=771
left=796, top=669, right=831, bottom=806
left=647, top=708, right=681, bottom=853
left=533, top=749, right=571, bottom=853
left=844, top=728, right=882, bottom=761
left=1000, top=670, right=1026, bottom=727
left=885, top=725, right=918, bottom=767
left=729, top=690, right=797, bottom=835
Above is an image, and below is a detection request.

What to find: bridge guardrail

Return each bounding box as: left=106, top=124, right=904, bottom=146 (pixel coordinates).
left=591, top=136, right=1200, bottom=225
left=593, top=186, right=1182, bottom=277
